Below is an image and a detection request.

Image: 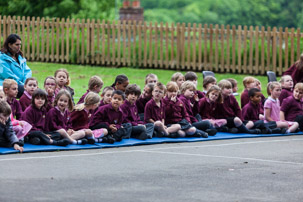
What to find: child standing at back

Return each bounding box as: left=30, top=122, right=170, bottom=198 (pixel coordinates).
left=279, top=75, right=293, bottom=105
left=19, top=78, right=38, bottom=111
left=264, top=82, right=299, bottom=133
left=2, top=79, right=22, bottom=119
left=0, top=100, right=24, bottom=152
left=77, top=75, right=103, bottom=104
left=54, top=68, right=75, bottom=104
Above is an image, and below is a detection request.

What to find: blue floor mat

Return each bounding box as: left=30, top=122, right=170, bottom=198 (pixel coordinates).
left=1, top=131, right=302, bottom=154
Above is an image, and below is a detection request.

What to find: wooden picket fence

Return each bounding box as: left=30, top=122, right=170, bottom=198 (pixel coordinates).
left=0, top=15, right=302, bottom=76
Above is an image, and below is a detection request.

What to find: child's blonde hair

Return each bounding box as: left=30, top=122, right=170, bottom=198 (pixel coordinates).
left=171, top=72, right=184, bottom=82
left=180, top=81, right=196, bottom=94
left=0, top=89, right=6, bottom=100
left=88, top=75, right=103, bottom=91
left=279, top=75, right=292, bottom=84
left=145, top=73, right=158, bottom=84
left=206, top=85, right=223, bottom=103
left=101, top=86, right=114, bottom=96
left=54, top=68, right=70, bottom=86
left=218, top=79, right=232, bottom=89
left=74, top=92, right=101, bottom=111
left=2, top=79, right=17, bottom=92
left=0, top=100, right=11, bottom=117
left=242, top=76, right=256, bottom=88
left=166, top=81, right=179, bottom=92
left=54, top=89, right=74, bottom=111
left=267, top=82, right=281, bottom=96
left=294, top=83, right=303, bottom=92
left=203, top=76, right=217, bottom=89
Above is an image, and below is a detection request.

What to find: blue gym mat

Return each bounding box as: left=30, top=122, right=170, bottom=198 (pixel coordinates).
left=1, top=131, right=302, bottom=154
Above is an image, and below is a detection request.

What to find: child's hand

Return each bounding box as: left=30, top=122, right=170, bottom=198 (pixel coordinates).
left=67, top=129, right=74, bottom=135
left=194, top=94, right=199, bottom=102
left=47, top=87, right=54, bottom=95
left=171, top=96, right=177, bottom=102
left=18, top=121, right=24, bottom=127
left=14, top=144, right=24, bottom=153
left=259, top=114, right=264, bottom=120
left=109, top=124, right=117, bottom=133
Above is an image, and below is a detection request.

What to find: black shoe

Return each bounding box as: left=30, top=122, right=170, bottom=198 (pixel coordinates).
left=228, top=128, right=238, bottom=134
left=24, top=136, right=29, bottom=143
left=103, top=136, right=115, bottom=144
left=18, top=139, right=24, bottom=146
left=271, top=128, right=281, bottom=134
left=77, top=139, right=88, bottom=145
left=251, top=129, right=261, bottom=134
left=281, top=128, right=287, bottom=134
left=261, top=128, right=271, bottom=134
left=137, top=133, right=148, bottom=140
left=87, top=138, right=96, bottom=144
left=206, top=129, right=217, bottom=136
left=55, top=139, right=69, bottom=146
left=217, top=126, right=228, bottom=132
left=29, top=137, right=40, bottom=145
left=154, top=131, right=164, bottom=138
left=168, top=132, right=178, bottom=138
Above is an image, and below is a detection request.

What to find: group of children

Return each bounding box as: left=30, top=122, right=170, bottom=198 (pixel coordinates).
left=0, top=68, right=302, bottom=152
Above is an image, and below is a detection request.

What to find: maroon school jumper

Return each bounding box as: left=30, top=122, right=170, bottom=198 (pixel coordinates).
left=89, top=103, right=124, bottom=129
left=46, top=94, right=55, bottom=112
left=19, top=91, right=32, bottom=111
left=77, top=90, right=90, bottom=105
left=199, top=97, right=217, bottom=119
left=136, top=96, right=151, bottom=114
left=21, top=105, right=47, bottom=132
left=215, top=95, right=243, bottom=120
left=280, top=96, right=303, bottom=121
left=179, top=94, right=198, bottom=123
left=144, top=99, right=165, bottom=123
left=162, top=96, right=190, bottom=125
left=45, top=107, right=72, bottom=132
left=7, top=98, right=22, bottom=120
left=241, top=89, right=266, bottom=108
left=242, top=102, right=263, bottom=122
left=120, top=100, right=143, bottom=126
left=70, top=109, right=90, bottom=130
left=279, top=88, right=293, bottom=105
left=283, top=63, right=303, bottom=85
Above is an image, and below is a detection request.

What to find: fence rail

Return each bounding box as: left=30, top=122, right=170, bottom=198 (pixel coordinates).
left=1, top=15, right=302, bottom=76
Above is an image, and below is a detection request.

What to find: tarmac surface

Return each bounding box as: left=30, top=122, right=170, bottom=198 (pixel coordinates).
left=1, top=135, right=303, bottom=202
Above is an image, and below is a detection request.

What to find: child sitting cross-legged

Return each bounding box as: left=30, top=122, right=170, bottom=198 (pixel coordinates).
left=144, top=82, right=181, bottom=137
left=215, top=80, right=261, bottom=134
left=77, top=75, right=103, bottom=104
left=120, top=84, right=154, bottom=140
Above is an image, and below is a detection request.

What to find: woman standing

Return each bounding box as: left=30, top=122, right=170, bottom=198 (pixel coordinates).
left=0, top=34, right=32, bottom=98
left=283, top=53, right=303, bottom=85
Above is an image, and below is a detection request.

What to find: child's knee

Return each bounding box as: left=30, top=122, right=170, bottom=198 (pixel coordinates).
left=186, top=127, right=196, bottom=135
left=234, top=117, right=242, bottom=126
left=154, top=121, right=163, bottom=128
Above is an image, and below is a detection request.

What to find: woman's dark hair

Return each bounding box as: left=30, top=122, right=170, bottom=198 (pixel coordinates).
left=111, top=74, right=129, bottom=87
left=1, top=34, right=23, bottom=57
left=31, top=89, right=48, bottom=109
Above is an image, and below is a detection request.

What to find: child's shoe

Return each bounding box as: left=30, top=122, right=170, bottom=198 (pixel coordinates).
left=206, top=129, right=217, bottom=136
left=29, top=137, right=40, bottom=145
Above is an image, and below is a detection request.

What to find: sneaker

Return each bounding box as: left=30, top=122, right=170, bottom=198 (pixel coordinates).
left=29, top=137, right=40, bottom=145
left=77, top=139, right=88, bottom=145
left=228, top=128, right=238, bottom=134
left=206, top=129, right=217, bottom=136
left=87, top=138, right=96, bottom=144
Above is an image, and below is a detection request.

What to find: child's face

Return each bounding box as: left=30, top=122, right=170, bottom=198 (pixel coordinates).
left=152, top=87, right=165, bottom=101
left=126, top=93, right=138, bottom=105
left=246, top=82, right=257, bottom=90
left=25, top=80, right=38, bottom=95
left=91, top=103, right=100, bottom=111
left=205, top=82, right=216, bottom=91
left=282, top=77, right=293, bottom=89
left=176, top=77, right=185, bottom=88
left=143, top=86, right=152, bottom=99
left=0, top=92, right=6, bottom=101
left=103, top=90, right=113, bottom=104
left=147, top=77, right=157, bottom=85
left=255, top=81, right=261, bottom=90
left=250, top=92, right=262, bottom=104
left=57, top=94, right=69, bottom=112
left=0, top=113, right=9, bottom=122
left=93, top=85, right=103, bottom=94
left=293, top=88, right=303, bottom=100
left=34, top=97, right=46, bottom=109
left=55, top=71, right=68, bottom=87
left=44, top=78, right=57, bottom=91
left=5, top=84, right=18, bottom=98
left=183, top=88, right=195, bottom=99
left=232, top=84, right=238, bottom=93
left=116, top=81, right=129, bottom=92
left=208, top=90, right=219, bottom=102
left=166, top=90, right=178, bottom=99
left=270, top=86, right=282, bottom=99
left=111, top=94, right=124, bottom=110
left=221, top=87, right=232, bottom=97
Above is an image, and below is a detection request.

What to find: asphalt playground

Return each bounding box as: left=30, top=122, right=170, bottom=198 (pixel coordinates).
left=1, top=135, right=303, bottom=202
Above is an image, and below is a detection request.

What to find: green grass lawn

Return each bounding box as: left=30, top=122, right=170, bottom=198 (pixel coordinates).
left=28, top=62, right=271, bottom=103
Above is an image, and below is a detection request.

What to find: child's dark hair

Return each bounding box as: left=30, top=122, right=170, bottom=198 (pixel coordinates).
left=24, top=77, right=38, bottom=86
left=146, top=83, right=154, bottom=92
left=112, top=90, right=126, bottom=100
left=125, top=84, right=141, bottom=96
left=248, top=88, right=261, bottom=97
left=185, top=71, right=198, bottom=81
left=203, top=76, right=217, bottom=89
left=31, top=89, right=48, bottom=109
left=226, top=78, right=237, bottom=88
left=54, top=89, right=74, bottom=111
left=111, top=74, right=129, bottom=87
left=0, top=100, right=12, bottom=117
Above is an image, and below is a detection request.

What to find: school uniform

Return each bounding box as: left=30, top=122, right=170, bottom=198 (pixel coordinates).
left=279, top=88, right=293, bottom=105
left=19, top=91, right=32, bottom=111
left=198, top=98, right=226, bottom=128
left=144, top=99, right=165, bottom=123
left=70, top=109, right=90, bottom=131
left=46, top=94, right=55, bottom=112
left=121, top=100, right=154, bottom=139
left=21, top=105, right=61, bottom=145
left=77, top=90, right=90, bottom=105
left=45, top=107, right=72, bottom=132
left=7, top=98, right=22, bottom=120
left=216, top=95, right=243, bottom=121
left=0, top=117, right=20, bottom=148
left=136, top=96, right=151, bottom=120
left=89, top=103, right=131, bottom=141
left=280, top=96, right=303, bottom=121
left=55, top=86, right=75, bottom=104
left=190, top=90, right=205, bottom=118
left=283, top=63, right=303, bottom=85
left=241, top=89, right=266, bottom=108
left=264, top=97, right=281, bottom=123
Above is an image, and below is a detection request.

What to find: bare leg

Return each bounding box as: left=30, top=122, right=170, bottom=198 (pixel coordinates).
left=57, top=129, right=75, bottom=143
